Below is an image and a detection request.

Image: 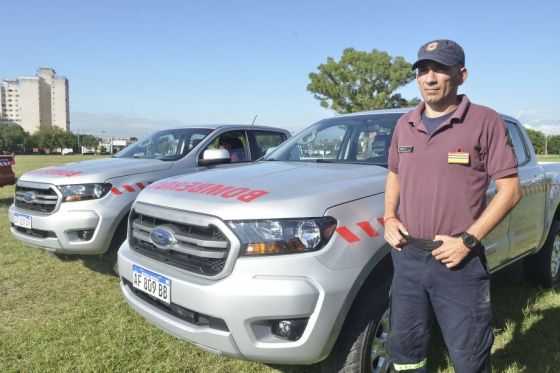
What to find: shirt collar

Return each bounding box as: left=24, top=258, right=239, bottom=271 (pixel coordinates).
left=409, top=94, right=471, bottom=130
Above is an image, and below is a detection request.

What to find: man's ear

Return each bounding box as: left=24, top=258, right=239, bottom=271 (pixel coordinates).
left=458, top=67, right=468, bottom=85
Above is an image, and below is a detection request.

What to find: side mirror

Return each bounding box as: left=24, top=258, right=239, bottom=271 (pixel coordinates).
left=198, top=148, right=231, bottom=166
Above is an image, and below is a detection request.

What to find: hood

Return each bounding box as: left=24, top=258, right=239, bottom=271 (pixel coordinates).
left=137, top=161, right=388, bottom=220
left=19, top=157, right=173, bottom=184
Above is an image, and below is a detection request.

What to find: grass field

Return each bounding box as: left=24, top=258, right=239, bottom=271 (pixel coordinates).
left=1, top=155, right=559, bottom=372
left=537, top=154, right=560, bottom=162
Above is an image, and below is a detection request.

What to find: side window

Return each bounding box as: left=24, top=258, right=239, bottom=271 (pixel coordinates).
left=204, top=131, right=248, bottom=163
left=506, top=121, right=529, bottom=165
left=252, top=131, right=288, bottom=159
left=186, top=133, right=208, bottom=153
left=356, top=130, right=391, bottom=160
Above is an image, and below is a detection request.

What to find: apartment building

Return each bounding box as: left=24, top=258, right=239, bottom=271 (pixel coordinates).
left=0, top=68, right=69, bottom=133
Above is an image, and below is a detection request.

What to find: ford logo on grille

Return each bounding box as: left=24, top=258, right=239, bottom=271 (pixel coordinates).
left=23, top=191, right=36, bottom=203
left=150, top=227, right=175, bottom=250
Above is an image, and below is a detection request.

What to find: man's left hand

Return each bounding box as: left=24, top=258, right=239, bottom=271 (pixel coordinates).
left=432, top=235, right=470, bottom=268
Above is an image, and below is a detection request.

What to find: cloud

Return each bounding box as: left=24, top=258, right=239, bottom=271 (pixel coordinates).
left=70, top=112, right=185, bottom=138
left=69, top=111, right=308, bottom=139
left=516, top=108, right=560, bottom=135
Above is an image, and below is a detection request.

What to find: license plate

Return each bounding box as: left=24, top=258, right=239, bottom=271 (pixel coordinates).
left=132, top=265, right=171, bottom=304
left=13, top=213, right=32, bottom=229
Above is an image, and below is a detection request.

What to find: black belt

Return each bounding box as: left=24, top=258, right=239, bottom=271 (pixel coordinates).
left=401, top=233, right=443, bottom=251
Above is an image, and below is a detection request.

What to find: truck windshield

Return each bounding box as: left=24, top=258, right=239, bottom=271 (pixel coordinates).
left=263, top=113, right=403, bottom=166
left=114, top=128, right=213, bottom=161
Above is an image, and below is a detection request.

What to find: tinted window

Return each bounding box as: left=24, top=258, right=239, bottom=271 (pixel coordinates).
left=264, top=113, right=402, bottom=165
left=204, top=131, right=249, bottom=163
left=114, top=128, right=213, bottom=161
left=253, top=131, right=287, bottom=159
left=506, top=121, right=529, bottom=165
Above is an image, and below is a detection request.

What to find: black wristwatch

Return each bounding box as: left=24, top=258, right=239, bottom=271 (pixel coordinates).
left=461, top=232, right=480, bottom=249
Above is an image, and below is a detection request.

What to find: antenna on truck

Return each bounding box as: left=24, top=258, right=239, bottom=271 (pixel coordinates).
left=251, top=115, right=258, bottom=126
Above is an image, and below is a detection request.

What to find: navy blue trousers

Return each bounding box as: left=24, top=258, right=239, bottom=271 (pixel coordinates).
left=389, top=245, right=493, bottom=373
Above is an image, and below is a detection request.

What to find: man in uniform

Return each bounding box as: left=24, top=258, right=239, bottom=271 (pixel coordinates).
left=383, top=39, right=522, bottom=372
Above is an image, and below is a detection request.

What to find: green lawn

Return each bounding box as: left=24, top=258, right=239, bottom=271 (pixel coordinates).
left=1, top=155, right=559, bottom=372
left=537, top=154, right=560, bottom=162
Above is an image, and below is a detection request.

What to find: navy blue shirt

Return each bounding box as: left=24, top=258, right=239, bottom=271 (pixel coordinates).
left=421, top=110, right=455, bottom=135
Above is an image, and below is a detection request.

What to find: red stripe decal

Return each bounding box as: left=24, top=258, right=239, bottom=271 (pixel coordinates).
left=336, top=227, right=360, bottom=243
left=111, top=187, right=123, bottom=195
left=123, top=184, right=135, bottom=193
left=357, top=221, right=379, bottom=238
left=136, top=182, right=145, bottom=190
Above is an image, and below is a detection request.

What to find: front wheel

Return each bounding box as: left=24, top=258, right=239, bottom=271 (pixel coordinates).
left=318, top=269, right=392, bottom=372
left=524, top=220, right=560, bottom=288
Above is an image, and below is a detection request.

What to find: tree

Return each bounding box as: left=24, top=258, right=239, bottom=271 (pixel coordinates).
left=0, top=123, right=29, bottom=152
left=81, top=134, right=100, bottom=148
left=307, top=48, right=419, bottom=114
left=525, top=128, right=545, bottom=154
left=547, top=135, right=560, bottom=155
left=28, top=127, right=78, bottom=152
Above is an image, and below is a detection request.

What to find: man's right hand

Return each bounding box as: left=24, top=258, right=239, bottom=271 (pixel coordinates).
left=383, top=218, right=408, bottom=251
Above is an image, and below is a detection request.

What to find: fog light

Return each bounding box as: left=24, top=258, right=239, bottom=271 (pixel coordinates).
left=271, top=318, right=308, bottom=341
left=78, top=229, right=94, bottom=241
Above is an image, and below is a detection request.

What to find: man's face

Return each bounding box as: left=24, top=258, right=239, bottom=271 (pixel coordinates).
left=416, top=61, right=466, bottom=107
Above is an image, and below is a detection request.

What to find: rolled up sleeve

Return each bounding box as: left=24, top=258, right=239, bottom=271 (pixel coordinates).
left=486, top=117, right=518, bottom=180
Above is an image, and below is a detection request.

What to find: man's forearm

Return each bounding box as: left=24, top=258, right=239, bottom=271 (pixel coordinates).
left=384, top=171, right=400, bottom=218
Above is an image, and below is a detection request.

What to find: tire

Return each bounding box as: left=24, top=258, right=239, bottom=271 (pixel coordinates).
left=524, top=219, right=560, bottom=288
left=318, top=262, right=393, bottom=373
left=103, top=217, right=128, bottom=275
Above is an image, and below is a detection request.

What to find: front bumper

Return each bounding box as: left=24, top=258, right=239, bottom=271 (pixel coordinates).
left=8, top=201, right=121, bottom=255
left=118, top=241, right=360, bottom=364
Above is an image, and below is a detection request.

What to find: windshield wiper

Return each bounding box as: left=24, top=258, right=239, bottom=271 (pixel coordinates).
left=315, top=159, right=336, bottom=163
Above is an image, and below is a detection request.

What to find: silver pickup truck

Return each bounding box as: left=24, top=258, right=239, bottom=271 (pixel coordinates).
left=118, top=110, right=560, bottom=372
left=8, top=125, right=290, bottom=264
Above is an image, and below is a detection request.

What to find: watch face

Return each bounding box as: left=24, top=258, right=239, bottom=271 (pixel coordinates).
left=461, top=232, right=478, bottom=249
left=462, top=233, right=477, bottom=248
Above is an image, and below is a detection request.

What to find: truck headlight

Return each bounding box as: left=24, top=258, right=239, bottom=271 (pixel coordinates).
left=228, top=217, right=337, bottom=256
left=58, top=183, right=112, bottom=202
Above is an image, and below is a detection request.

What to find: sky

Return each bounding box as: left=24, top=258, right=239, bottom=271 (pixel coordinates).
left=1, top=0, right=559, bottom=138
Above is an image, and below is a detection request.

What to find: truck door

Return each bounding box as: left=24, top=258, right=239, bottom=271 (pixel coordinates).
left=505, top=120, right=546, bottom=259
left=483, top=178, right=511, bottom=270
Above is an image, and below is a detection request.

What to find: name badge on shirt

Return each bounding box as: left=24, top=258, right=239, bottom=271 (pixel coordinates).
left=448, top=151, right=470, bottom=164
left=398, top=146, right=413, bottom=153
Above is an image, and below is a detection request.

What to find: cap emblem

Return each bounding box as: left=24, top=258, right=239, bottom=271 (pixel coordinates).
left=426, top=42, right=438, bottom=51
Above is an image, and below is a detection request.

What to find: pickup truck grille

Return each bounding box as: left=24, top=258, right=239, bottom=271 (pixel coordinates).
left=129, top=207, right=231, bottom=276
left=14, top=184, right=60, bottom=213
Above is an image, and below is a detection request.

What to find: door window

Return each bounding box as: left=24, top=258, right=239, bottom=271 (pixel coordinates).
left=505, top=121, right=529, bottom=165
left=252, top=131, right=288, bottom=159
left=205, top=131, right=248, bottom=163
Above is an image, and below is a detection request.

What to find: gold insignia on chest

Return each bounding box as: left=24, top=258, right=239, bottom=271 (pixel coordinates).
left=448, top=151, right=469, bottom=164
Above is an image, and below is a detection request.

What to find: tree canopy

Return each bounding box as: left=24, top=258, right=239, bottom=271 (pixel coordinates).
left=307, top=48, right=419, bottom=114
left=0, top=123, right=28, bottom=152
left=524, top=127, right=560, bottom=155
left=525, top=128, right=545, bottom=154
left=0, top=124, right=103, bottom=154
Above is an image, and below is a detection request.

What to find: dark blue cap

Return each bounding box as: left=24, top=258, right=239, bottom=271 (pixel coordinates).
left=412, top=39, right=465, bottom=70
